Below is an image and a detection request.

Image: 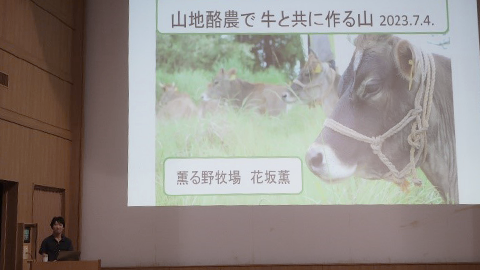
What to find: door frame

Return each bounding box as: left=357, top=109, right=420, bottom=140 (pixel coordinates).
left=0, top=180, right=19, bottom=270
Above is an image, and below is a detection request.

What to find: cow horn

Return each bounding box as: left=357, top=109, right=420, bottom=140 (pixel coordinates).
left=408, top=59, right=414, bottom=91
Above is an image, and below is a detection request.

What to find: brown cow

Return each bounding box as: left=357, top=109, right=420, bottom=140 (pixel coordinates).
left=157, top=83, right=198, bottom=120
left=282, top=53, right=340, bottom=117
left=201, top=68, right=287, bottom=116
left=305, top=35, right=457, bottom=203
left=198, top=99, right=225, bottom=117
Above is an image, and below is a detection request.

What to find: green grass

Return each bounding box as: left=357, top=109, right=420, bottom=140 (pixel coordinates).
left=156, top=60, right=290, bottom=103
left=156, top=69, right=211, bottom=102
left=155, top=66, right=444, bottom=206
left=155, top=103, right=443, bottom=206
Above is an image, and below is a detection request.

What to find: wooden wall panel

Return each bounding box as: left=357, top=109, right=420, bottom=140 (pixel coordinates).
left=67, top=0, right=85, bottom=252
left=0, top=0, right=72, bottom=82
left=0, top=119, right=71, bottom=222
left=33, top=187, right=64, bottom=259
left=31, top=0, right=74, bottom=28
left=0, top=49, right=72, bottom=130
left=424, top=266, right=480, bottom=270
left=275, top=266, right=321, bottom=270
left=323, top=266, right=381, bottom=270
left=370, top=266, right=426, bottom=270
left=102, top=265, right=480, bottom=270
left=0, top=0, right=80, bottom=264
left=17, top=183, right=32, bottom=227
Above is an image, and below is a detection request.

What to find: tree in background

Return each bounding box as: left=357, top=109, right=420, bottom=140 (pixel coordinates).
left=156, top=34, right=254, bottom=72
left=157, top=33, right=304, bottom=77
left=235, top=35, right=304, bottom=76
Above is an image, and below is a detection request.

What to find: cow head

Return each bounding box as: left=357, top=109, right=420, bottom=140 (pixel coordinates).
left=201, top=68, right=238, bottom=101
left=306, top=34, right=422, bottom=182
left=283, top=53, right=335, bottom=106
left=158, top=82, right=179, bottom=106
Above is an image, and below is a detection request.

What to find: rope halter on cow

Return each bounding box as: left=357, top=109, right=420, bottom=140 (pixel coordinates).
left=323, top=48, right=436, bottom=189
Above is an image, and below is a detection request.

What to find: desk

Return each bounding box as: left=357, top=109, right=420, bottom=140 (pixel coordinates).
left=29, top=260, right=101, bottom=270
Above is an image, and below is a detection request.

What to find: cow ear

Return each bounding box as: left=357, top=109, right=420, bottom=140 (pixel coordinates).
left=394, top=40, right=415, bottom=81
left=227, top=68, right=237, bottom=80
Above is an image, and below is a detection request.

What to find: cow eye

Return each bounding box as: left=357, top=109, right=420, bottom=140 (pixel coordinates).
left=213, top=80, right=219, bottom=85
left=362, top=84, right=380, bottom=98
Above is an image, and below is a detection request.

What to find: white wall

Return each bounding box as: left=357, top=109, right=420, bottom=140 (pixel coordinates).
left=82, top=0, right=480, bottom=267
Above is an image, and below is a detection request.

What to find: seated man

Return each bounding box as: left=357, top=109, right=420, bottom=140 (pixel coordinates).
left=39, top=216, right=73, bottom=261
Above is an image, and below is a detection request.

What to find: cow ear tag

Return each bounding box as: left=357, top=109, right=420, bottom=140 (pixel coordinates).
left=408, top=59, right=414, bottom=91
left=229, top=74, right=236, bottom=80
left=314, top=64, right=323, bottom=73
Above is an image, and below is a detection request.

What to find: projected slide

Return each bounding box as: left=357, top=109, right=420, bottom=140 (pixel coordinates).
left=129, top=0, right=480, bottom=206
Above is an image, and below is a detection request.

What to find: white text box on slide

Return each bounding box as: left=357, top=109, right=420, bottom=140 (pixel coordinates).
left=164, top=158, right=303, bottom=195
left=158, top=0, right=448, bottom=34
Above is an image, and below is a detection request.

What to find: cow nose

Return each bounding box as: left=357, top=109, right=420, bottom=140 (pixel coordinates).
left=309, top=151, right=324, bottom=168
left=306, top=143, right=326, bottom=170
left=305, top=143, right=358, bottom=181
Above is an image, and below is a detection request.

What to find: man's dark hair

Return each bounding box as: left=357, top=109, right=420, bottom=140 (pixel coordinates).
left=50, top=216, right=65, bottom=228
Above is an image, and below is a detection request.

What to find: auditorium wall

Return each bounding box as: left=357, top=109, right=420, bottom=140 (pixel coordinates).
left=0, top=0, right=84, bottom=266
left=82, top=0, right=480, bottom=268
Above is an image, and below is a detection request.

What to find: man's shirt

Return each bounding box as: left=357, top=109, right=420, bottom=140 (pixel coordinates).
left=39, top=235, right=73, bottom=261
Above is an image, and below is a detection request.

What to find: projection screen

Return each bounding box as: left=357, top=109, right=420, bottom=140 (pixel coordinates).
left=81, top=0, right=480, bottom=267
left=128, top=0, right=480, bottom=206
